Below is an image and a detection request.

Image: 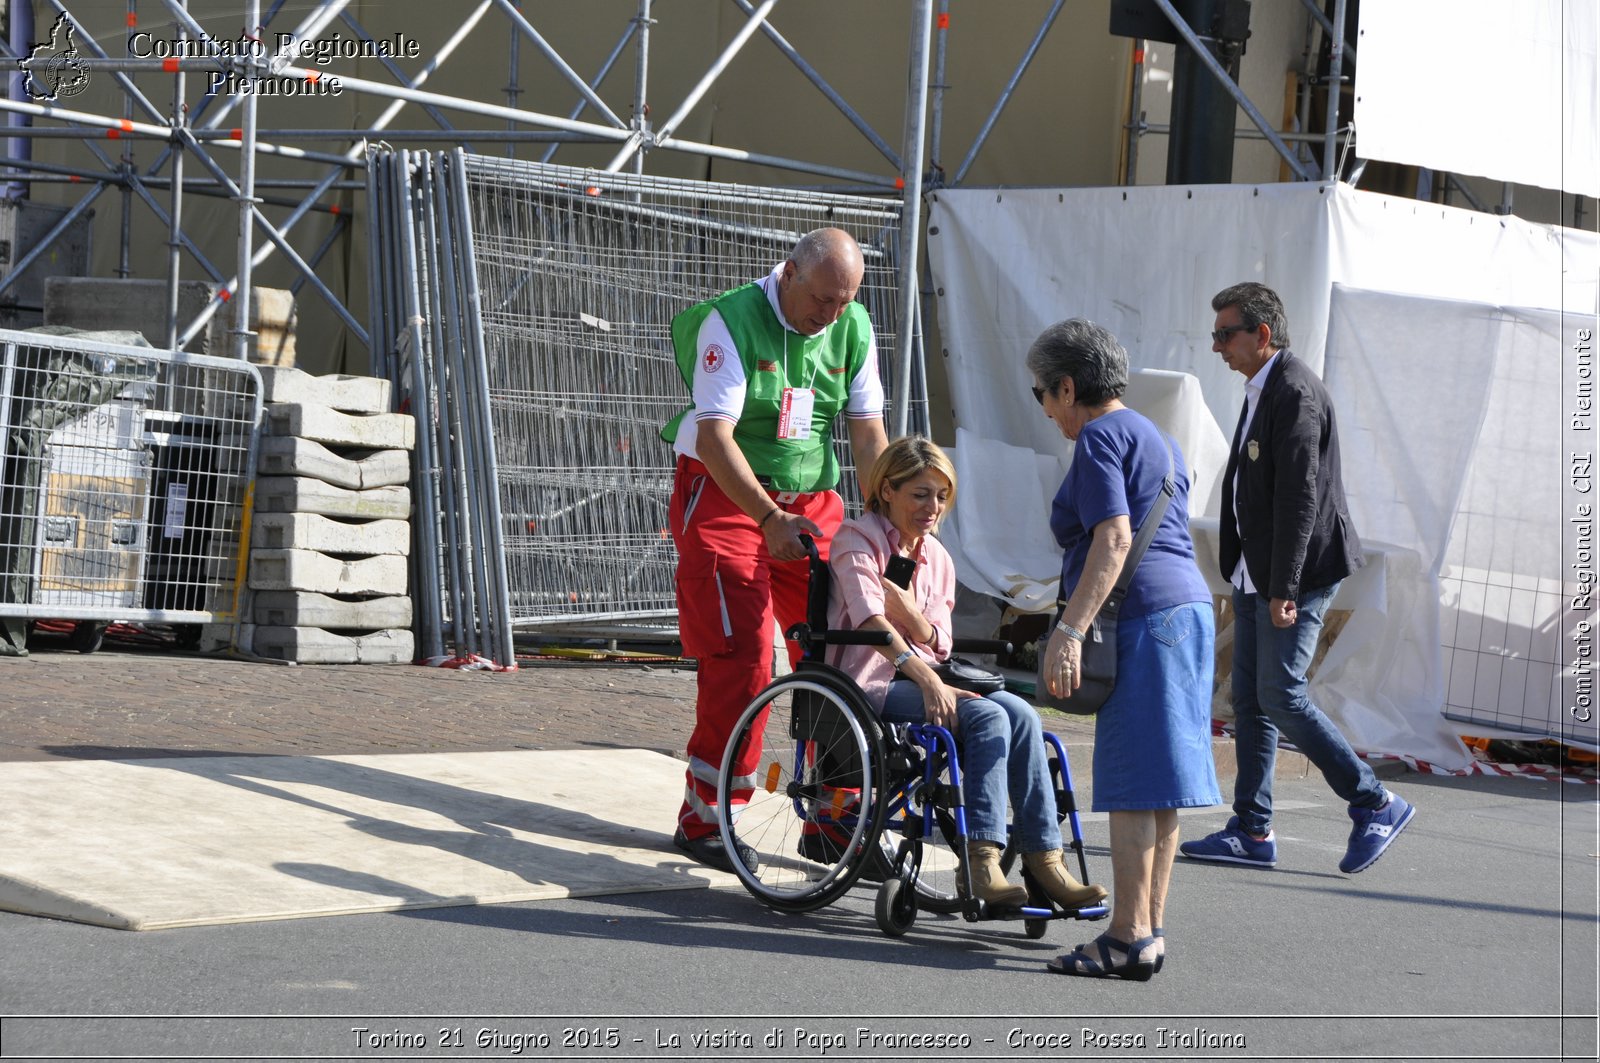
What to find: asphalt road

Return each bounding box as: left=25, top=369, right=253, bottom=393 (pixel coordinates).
left=1, top=771, right=1595, bottom=1063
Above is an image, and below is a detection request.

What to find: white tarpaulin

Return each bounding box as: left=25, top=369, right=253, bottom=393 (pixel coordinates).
left=1353, top=0, right=1600, bottom=198
left=926, top=181, right=1599, bottom=764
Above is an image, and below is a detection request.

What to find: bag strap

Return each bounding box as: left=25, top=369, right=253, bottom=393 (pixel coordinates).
left=1106, top=437, right=1177, bottom=607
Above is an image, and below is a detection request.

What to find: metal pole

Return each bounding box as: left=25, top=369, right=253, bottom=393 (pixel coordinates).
left=892, top=0, right=933, bottom=438
left=166, top=6, right=188, bottom=350
left=609, top=0, right=781, bottom=170
left=506, top=1, right=521, bottom=156
left=117, top=0, right=136, bottom=279
left=1321, top=0, right=1347, bottom=182
left=1295, top=0, right=1357, bottom=65
left=1151, top=0, right=1314, bottom=182
left=1124, top=38, right=1145, bottom=185
left=928, top=0, right=949, bottom=183
left=631, top=0, right=652, bottom=176
left=952, top=0, right=1064, bottom=187
left=233, top=1, right=262, bottom=362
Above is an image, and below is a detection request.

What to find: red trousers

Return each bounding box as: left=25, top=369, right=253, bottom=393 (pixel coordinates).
left=670, top=456, right=843, bottom=840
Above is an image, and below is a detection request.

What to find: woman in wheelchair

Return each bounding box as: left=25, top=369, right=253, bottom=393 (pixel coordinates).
left=825, top=435, right=1107, bottom=911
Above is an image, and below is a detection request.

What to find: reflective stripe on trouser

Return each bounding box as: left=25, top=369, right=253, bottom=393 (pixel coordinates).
left=670, top=456, right=843, bottom=839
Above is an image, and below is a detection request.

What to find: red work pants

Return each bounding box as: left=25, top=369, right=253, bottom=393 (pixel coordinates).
left=670, top=456, right=844, bottom=840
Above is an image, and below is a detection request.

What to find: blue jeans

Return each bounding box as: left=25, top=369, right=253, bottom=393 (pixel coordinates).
left=1231, top=584, right=1386, bottom=836
left=881, top=680, right=1062, bottom=851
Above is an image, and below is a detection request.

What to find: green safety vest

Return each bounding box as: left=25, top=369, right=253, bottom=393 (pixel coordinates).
left=661, top=281, right=872, bottom=493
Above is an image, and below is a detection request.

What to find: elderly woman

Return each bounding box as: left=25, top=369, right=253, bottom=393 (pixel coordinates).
left=1028, top=319, right=1220, bottom=981
left=826, top=435, right=1106, bottom=911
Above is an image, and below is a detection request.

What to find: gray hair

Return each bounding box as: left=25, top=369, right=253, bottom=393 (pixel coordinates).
left=790, top=227, right=862, bottom=279
left=1212, top=281, right=1292, bottom=350
left=1024, top=318, right=1128, bottom=407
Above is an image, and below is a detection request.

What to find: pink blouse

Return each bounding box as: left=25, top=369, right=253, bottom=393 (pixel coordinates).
left=826, top=509, right=954, bottom=710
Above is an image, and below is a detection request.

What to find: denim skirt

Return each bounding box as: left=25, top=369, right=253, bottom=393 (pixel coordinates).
left=1090, top=601, right=1223, bottom=812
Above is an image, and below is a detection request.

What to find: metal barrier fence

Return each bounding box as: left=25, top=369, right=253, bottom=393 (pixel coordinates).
left=371, top=150, right=919, bottom=664
left=0, top=329, right=262, bottom=650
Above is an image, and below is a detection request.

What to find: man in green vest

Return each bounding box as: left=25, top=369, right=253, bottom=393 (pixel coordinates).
left=662, top=227, right=888, bottom=872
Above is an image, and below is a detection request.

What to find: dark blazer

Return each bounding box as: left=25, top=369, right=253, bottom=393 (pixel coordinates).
left=1220, top=349, right=1363, bottom=601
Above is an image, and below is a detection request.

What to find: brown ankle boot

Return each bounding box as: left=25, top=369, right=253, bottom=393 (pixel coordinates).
left=1023, top=849, right=1108, bottom=908
left=965, top=841, right=1028, bottom=906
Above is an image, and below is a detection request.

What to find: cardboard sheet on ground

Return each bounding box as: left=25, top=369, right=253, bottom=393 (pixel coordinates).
left=0, top=749, right=728, bottom=930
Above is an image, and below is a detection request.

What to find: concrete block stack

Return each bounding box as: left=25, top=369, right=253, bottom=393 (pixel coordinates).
left=208, top=367, right=417, bottom=664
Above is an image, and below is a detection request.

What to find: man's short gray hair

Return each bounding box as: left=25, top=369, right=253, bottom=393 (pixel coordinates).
left=790, top=227, right=862, bottom=279
left=1025, top=318, right=1129, bottom=407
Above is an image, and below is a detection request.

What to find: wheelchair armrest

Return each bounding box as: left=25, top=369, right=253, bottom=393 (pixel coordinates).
left=822, top=629, right=894, bottom=646
left=951, top=637, right=1012, bottom=656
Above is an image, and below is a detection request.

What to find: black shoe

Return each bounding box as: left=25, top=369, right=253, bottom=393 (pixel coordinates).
left=673, top=829, right=758, bottom=874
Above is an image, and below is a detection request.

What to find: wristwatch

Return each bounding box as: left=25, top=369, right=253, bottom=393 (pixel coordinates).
left=892, top=648, right=915, bottom=669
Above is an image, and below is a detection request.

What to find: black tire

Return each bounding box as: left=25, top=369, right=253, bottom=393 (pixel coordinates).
left=716, top=669, right=886, bottom=913
left=70, top=621, right=107, bottom=654
left=875, top=874, right=917, bottom=937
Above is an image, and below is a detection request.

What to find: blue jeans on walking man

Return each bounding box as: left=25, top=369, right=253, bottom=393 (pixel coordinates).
left=881, top=680, right=1061, bottom=851
left=1230, top=582, right=1387, bottom=836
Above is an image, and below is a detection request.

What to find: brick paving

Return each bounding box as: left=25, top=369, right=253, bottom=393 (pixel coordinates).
left=0, top=638, right=702, bottom=763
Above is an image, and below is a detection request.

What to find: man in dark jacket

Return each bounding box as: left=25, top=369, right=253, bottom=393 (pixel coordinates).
left=1180, top=282, right=1415, bottom=875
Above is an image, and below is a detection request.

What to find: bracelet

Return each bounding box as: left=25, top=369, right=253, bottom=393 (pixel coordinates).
left=1056, top=620, right=1087, bottom=642
left=758, top=508, right=781, bottom=528
left=892, top=648, right=915, bottom=669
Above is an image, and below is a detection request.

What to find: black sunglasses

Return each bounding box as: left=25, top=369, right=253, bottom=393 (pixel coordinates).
left=1031, top=383, right=1052, bottom=405
left=1211, top=323, right=1255, bottom=345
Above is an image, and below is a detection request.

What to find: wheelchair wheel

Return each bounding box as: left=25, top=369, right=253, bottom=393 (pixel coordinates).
left=1022, top=877, right=1050, bottom=940
left=876, top=752, right=964, bottom=914
left=875, top=873, right=918, bottom=937
left=716, top=671, right=886, bottom=913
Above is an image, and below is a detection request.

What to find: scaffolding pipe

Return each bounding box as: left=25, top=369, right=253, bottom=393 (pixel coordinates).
left=1151, top=0, right=1314, bottom=182
left=952, top=0, right=1063, bottom=187
left=167, top=3, right=189, bottom=349
left=928, top=0, right=949, bottom=183
left=611, top=0, right=781, bottom=169
left=631, top=0, right=652, bottom=177
left=1124, top=38, right=1145, bottom=185
left=117, top=0, right=136, bottom=279
left=506, top=1, right=520, bottom=156
left=233, top=0, right=262, bottom=362
left=892, top=0, right=933, bottom=437
left=1320, top=0, right=1347, bottom=182
left=1295, top=0, right=1357, bottom=65
left=492, top=0, right=626, bottom=128
left=730, top=0, right=901, bottom=169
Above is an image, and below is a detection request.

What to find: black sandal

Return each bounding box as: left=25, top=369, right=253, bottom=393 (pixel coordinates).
left=1047, top=933, right=1159, bottom=981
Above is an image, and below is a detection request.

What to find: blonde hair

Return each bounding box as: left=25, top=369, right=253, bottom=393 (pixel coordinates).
left=864, top=435, right=957, bottom=525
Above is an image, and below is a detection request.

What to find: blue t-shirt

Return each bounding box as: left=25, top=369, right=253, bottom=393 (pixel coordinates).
left=1051, top=408, right=1211, bottom=620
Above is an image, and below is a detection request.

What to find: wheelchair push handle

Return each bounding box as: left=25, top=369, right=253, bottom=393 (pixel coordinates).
left=793, top=532, right=893, bottom=655
left=952, top=637, right=1013, bottom=656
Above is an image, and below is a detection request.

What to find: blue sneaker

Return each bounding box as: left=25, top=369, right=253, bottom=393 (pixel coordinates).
left=1178, top=816, right=1277, bottom=867
left=1339, top=792, right=1415, bottom=874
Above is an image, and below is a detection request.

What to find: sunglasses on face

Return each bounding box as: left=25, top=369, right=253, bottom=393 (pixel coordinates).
left=1211, top=323, right=1255, bottom=344
left=1031, top=384, right=1051, bottom=405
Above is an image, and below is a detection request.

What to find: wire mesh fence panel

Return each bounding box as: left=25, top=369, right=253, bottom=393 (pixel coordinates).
left=457, top=155, right=913, bottom=628
left=0, top=330, right=261, bottom=644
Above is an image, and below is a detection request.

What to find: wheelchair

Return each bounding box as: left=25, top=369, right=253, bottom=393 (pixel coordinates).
left=714, top=535, right=1108, bottom=938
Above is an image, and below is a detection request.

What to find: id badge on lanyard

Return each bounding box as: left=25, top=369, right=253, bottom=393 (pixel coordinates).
left=777, top=387, right=815, bottom=440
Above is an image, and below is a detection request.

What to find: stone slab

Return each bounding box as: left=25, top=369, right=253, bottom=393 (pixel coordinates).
left=247, top=550, right=408, bottom=596
left=257, top=366, right=389, bottom=414
left=249, top=625, right=415, bottom=665
left=252, top=477, right=410, bottom=521
left=265, top=404, right=414, bottom=451
left=256, top=436, right=411, bottom=490
left=43, top=277, right=295, bottom=367
left=251, top=591, right=413, bottom=631
left=252, top=513, right=410, bottom=557
left=0, top=749, right=724, bottom=929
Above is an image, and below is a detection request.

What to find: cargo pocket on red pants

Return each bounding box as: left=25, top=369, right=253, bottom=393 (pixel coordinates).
left=677, top=568, right=735, bottom=659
